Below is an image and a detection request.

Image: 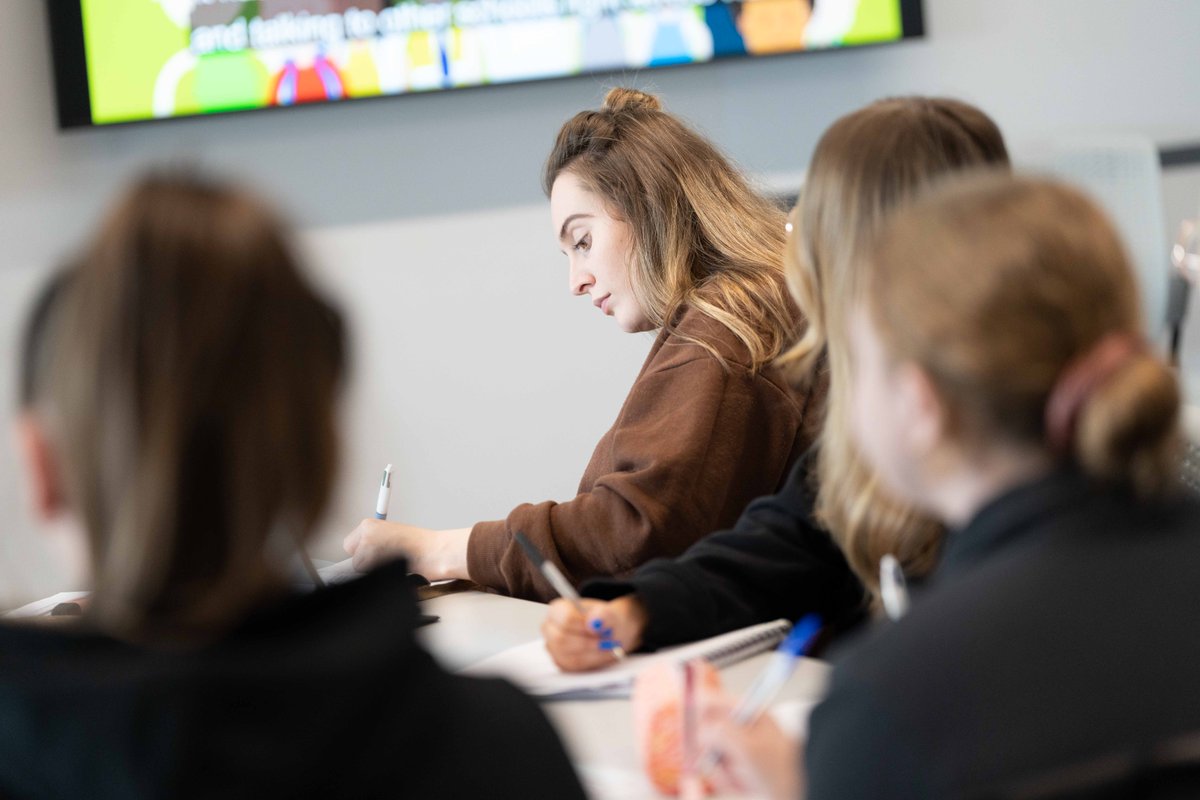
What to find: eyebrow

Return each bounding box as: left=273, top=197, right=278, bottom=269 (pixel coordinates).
left=558, top=213, right=593, bottom=241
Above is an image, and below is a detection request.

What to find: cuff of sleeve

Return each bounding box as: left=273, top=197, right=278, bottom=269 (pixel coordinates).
left=467, top=519, right=510, bottom=590
left=580, top=577, right=638, bottom=601
left=584, top=560, right=705, bottom=651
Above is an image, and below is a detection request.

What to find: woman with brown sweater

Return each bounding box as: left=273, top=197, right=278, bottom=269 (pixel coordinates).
left=344, top=87, right=816, bottom=600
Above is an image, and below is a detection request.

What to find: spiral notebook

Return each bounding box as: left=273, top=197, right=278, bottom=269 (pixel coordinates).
left=460, top=618, right=791, bottom=700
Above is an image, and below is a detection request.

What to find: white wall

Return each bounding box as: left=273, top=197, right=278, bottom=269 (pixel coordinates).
left=1, top=0, right=1199, bottom=606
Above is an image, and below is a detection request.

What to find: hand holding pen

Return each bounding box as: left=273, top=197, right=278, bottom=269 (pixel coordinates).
left=695, top=702, right=802, bottom=800
left=694, top=613, right=823, bottom=792
left=513, top=532, right=643, bottom=671
left=514, top=531, right=626, bottom=660
left=542, top=594, right=648, bottom=671
left=344, top=463, right=472, bottom=580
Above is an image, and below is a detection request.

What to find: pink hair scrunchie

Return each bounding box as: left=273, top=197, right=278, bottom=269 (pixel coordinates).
left=1044, top=332, right=1145, bottom=456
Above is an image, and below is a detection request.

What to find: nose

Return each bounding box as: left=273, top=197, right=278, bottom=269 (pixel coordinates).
left=569, top=258, right=593, bottom=296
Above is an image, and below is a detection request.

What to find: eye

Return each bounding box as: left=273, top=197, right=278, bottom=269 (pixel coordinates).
left=572, top=234, right=591, bottom=253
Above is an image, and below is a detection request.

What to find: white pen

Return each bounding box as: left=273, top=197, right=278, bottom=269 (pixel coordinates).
left=375, top=464, right=393, bottom=520
left=880, top=553, right=909, bottom=621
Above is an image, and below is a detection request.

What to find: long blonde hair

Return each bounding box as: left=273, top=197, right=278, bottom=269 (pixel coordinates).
left=40, top=173, right=346, bottom=642
left=544, top=87, right=798, bottom=370
left=866, top=174, right=1180, bottom=496
left=777, top=97, right=1011, bottom=594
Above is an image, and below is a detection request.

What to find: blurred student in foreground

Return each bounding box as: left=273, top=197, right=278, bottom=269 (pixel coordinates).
left=2, top=174, right=585, bottom=799
left=705, top=174, right=1200, bottom=799
left=542, top=97, right=1010, bottom=669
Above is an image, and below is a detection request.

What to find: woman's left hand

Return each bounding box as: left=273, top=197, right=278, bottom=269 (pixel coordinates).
left=697, top=693, right=804, bottom=800
left=343, top=521, right=471, bottom=581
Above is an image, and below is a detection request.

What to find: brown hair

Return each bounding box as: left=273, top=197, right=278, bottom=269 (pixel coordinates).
left=777, top=97, right=1011, bottom=595
left=866, top=174, right=1180, bottom=496
left=40, top=173, right=346, bottom=642
left=543, top=87, right=798, bottom=370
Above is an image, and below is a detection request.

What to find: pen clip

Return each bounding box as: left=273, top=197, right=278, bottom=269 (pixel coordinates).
left=880, top=553, right=909, bottom=621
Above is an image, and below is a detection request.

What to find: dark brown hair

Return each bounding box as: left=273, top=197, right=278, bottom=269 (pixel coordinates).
left=543, top=87, right=798, bottom=370
left=40, top=172, right=346, bottom=642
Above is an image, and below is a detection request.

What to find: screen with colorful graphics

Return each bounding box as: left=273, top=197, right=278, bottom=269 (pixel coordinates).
left=47, top=0, right=923, bottom=128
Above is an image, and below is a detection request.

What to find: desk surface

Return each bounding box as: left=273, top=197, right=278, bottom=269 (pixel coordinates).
left=419, top=589, right=828, bottom=800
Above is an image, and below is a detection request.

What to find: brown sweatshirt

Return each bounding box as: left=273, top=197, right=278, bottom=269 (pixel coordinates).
left=467, top=305, right=818, bottom=601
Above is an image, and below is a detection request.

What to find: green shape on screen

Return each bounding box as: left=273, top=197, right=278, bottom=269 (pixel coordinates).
left=190, top=52, right=270, bottom=114
left=82, top=0, right=190, bottom=124
left=843, top=0, right=903, bottom=45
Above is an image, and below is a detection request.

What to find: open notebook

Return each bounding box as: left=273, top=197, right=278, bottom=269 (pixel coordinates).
left=460, top=618, right=791, bottom=700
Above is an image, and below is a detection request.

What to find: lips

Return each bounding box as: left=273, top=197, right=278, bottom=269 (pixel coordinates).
left=595, top=294, right=612, bottom=315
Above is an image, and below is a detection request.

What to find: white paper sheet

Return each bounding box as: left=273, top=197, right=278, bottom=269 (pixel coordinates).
left=460, top=619, right=791, bottom=699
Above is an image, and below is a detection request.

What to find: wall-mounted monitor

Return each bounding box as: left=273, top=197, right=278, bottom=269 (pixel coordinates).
left=47, top=0, right=924, bottom=129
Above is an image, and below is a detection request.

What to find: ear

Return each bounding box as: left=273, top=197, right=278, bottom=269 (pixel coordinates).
left=894, top=362, right=948, bottom=458
left=12, top=413, right=65, bottom=521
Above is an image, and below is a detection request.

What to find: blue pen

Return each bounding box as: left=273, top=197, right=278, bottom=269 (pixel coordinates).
left=695, top=613, right=823, bottom=776
left=729, top=613, right=823, bottom=725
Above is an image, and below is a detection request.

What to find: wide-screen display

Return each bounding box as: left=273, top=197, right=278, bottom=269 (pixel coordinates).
left=48, top=0, right=923, bottom=128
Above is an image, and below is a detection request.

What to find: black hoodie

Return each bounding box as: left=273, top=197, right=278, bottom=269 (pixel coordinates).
left=0, top=562, right=585, bottom=799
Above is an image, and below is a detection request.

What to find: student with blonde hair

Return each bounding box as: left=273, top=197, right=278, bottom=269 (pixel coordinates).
left=707, top=174, right=1200, bottom=799
left=345, top=87, right=815, bottom=599
left=542, top=96, right=1010, bottom=670
left=1, top=173, right=585, bottom=798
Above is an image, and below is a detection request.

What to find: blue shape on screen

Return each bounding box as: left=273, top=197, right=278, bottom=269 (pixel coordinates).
left=706, top=3, right=746, bottom=57
left=277, top=61, right=298, bottom=106
left=439, top=33, right=452, bottom=88
left=314, top=56, right=343, bottom=101
left=649, top=23, right=692, bottom=66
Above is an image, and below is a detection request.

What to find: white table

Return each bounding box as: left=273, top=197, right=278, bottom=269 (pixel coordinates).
left=418, top=589, right=830, bottom=800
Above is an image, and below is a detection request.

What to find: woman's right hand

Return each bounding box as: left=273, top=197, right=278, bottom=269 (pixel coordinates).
left=542, top=595, right=649, bottom=672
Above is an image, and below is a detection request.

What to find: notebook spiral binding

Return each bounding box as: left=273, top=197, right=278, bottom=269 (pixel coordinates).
left=703, top=620, right=791, bottom=669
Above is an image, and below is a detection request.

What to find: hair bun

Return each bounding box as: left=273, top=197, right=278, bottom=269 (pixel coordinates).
left=603, top=87, right=662, bottom=113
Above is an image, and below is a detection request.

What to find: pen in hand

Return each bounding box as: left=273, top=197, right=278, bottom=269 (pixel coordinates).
left=513, top=531, right=627, bottom=660
left=695, top=613, right=823, bottom=777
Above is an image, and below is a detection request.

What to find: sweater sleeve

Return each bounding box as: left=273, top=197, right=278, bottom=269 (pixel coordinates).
left=467, top=354, right=805, bottom=600
left=581, top=453, right=867, bottom=650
